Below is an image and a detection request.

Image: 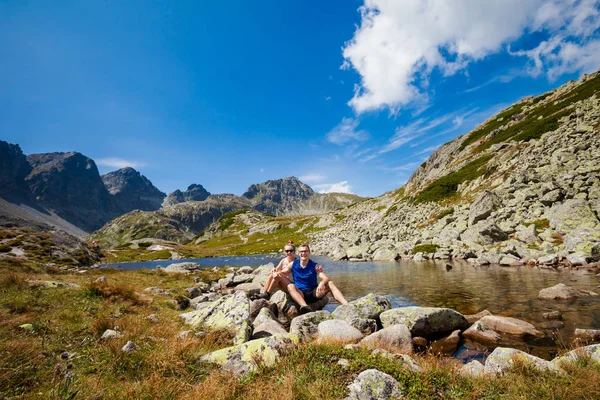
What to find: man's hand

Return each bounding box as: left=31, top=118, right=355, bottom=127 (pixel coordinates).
left=316, top=281, right=328, bottom=298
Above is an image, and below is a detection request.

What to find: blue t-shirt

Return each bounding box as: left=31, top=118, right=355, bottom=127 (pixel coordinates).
left=291, top=259, right=318, bottom=291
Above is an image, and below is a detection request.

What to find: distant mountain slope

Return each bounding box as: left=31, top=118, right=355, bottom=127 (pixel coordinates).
left=284, top=192, right=367, bottom=216
left=162, top=183, right=211, bottom=207
left=309, top=71, right=600, bottom=264
left=25, top=152, right=117, bottom=232
left=102, top=167, right=166, bottom=212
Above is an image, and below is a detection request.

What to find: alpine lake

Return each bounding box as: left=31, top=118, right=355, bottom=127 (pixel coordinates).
left=102, top=255, right=600, bottom=362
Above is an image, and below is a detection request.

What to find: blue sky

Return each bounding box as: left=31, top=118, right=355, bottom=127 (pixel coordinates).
left=2, top=1, right=600, bottom=197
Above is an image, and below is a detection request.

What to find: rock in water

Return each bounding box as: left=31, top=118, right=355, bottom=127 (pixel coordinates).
left=430, top=329, right=461, bottom=355
left=379, top=307, right=469, bottom=337
left=180, top=291, right=251, bottom=345
left=200, top=333, right=298, bottom=376
left=345, top=369, right=404, bottom=400
left=538, top=283, right=598, bottom=300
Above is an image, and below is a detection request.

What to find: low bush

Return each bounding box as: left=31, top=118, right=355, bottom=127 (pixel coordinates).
left=412, top=244, right=439, bottom=254
left=524, top=219, right=550, bottom=230
left=413, top=155, right=493, bottom=204
left=435, top=208, right=454, bottom=220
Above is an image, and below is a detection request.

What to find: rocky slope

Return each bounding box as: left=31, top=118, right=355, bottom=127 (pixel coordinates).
left=308, top=71, right=600, bottom=265
left=0, top=141, right=32, bottom=200
left=102, top=167, right=166, bottom=213
left=162, top=183, right=211, bottom=207
left=243, top=176, right=314, bottom=215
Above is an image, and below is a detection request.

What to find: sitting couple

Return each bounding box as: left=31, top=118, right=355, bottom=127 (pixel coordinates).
left=263, top=241, right=348, bottom=314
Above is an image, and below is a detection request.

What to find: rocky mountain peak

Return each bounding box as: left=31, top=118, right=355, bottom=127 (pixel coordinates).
left=242, top=176, right=315, bottom=215
left=0, top=140, right=32, bottom=199
left=101, top=167, right=166, bottom=213
left=162, top=183, right=211, bottom=207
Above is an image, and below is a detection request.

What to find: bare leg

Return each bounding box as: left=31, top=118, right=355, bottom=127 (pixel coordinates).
left=264, top=273, right=276, bottom=294
left=286, top=283, right=308, bottom=307
left=325, top=282, right=348, bottom=305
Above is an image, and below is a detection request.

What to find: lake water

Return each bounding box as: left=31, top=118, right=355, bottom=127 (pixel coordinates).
left=103, top=256, right=600, bottom=360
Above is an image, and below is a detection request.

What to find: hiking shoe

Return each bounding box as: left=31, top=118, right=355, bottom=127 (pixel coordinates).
left=299, top=305, right=312, bottom=315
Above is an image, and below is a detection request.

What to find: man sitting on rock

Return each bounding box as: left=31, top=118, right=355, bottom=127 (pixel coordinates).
left=290, top=243, right=348, bottom=314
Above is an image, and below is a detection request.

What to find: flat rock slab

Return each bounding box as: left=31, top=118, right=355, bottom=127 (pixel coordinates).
left=332, top=293, right=391, bottom=321
left=164, top=262, right=201, bottom=273
left=479, top=316, right=544, bottom=338
left=538, top=283, right=598, bottom=300
left=359, top=324, right=413, bottom=354
left=485, top=347, right=561, bottom=374
left=201, top=333, right=298, bottom=376
left=552, top=344, right=600, bottom=368
left=345, top=369, right=404, bottom=400
left=379, top=307, right=469, bottom=337
left=318, top=320, right=364, bottom=343
left=290, top=310, right=331, bottom=341
left=180, top=291, right=251, bottom=345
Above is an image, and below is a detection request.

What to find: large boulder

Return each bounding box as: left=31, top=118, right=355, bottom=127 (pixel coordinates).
left=552, top=344, right=600, bottom=368
left=345, top=369, right=404, bottom=400
left=200, top=333, right=298, bottom=376
left=290, top=311, right=331, bottom=341
left=485, top=347, right=561, bottom=374
left=469, top=190, right=502, bottom=226
left=180, top=291, right=251, bottom=345
left=548, top=199, right=599, bottom=232
left=379, top=307, right=469, bottom=337
left=478, top=316, right=543, bottom=338
left=317, top=320, right=364, bottom=343
left=538, top=283, right=598, bottom=300
left=164, top=262, right=201, bottom=273
left=359, top=324, right=413, bottom=354
left=460, top=220, right=508, bottom=248
left=331, top=293, right=391, bottom=321
left=270, top=291, right=329, bottom=321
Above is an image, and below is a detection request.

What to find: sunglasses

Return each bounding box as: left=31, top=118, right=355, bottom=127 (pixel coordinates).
left=284, top=249, right=295, bottom=253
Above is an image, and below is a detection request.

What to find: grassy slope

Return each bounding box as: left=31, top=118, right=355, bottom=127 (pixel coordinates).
left=2, top=268, right=600, bottom=399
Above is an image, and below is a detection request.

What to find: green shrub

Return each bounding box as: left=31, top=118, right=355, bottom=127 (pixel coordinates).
left=412, top=244, right=439, bottom=253
left=523, top=218, right=550, bottom=230
left=384, top=205, right=398, bottom=217
left=0, top=244, right=11, bottom=253
left=218, top=209, right=249, bottom=230
left=435, top=208, right=454, bottom=220
left=459, top=104, right=524, bottom=150
left=413, top=155, right=493, bottom=204
left=137, top=241, right=153, bottom=249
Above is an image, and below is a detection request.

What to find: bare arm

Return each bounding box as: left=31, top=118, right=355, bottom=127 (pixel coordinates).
left=316, top=264, right=329, bottom=285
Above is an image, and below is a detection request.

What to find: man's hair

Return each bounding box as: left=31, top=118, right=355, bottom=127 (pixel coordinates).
left=299, top=243, right=310, bottom=250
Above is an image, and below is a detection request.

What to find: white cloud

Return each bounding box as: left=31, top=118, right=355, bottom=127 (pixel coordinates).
left=380, top=113, right=453, bottom=153
left=325, top=96, right=332, bottom=101
left=299, top=173, right=326, bottom=183
left=96, top=158, right=145, bottom=169
left=313, top=181, right=353, bottom=194
left=326, top=117, right=370, bottom=145
left=260, top=168, right=264, bottom=173
left=342, top=0, right=600, bottom=114
left=414, top=144, right=441, bottom=157
left=381, top=162, right=421, bottom=173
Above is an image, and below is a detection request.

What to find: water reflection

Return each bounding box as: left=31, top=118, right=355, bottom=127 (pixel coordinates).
left=103, top=256, right=600, bottom=358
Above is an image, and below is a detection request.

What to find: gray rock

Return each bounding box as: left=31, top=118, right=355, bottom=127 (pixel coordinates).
left=180, top=291, right=251, bottom=345
left=238, top=266, right=254, bottom=275
left=233, top=282, right=263, bottom=297
left=542, top=311, right=562, bottom=320
left=345, top=369, right=404, bottom=400
left=515, top=224, right=539, bottom=244
left=347, top=318, right=378, bottom=335
left=185, top=287, right=201, bottom=298
left=201, top=333, right=298, bottom=376
left=164, top=262, right=201, bottom=273
left=359, top=324, right=413, bottom=354
left=485, top=347, right=561, bottom=374
left=290, top=310, right=331, bottom=341
left=459, top=360, right=489, bottom=377
left=465, top=310, right=492, bottom=324
left=461, top=220, right=508, bottom=247
left=252, top=319, right=287, bottom=339
left=538, top=283, right=598, bottom=300
left=331, top=293, right=391, bottom=321
left=541, top=189, right=564, bottom=206
left=469, top=190, right=502, bottom=226
left=121, top=341, right=139, bottom=353
left=253, top=307, right=278, bottom=327
left=232, top=273, right=255, bottom=285
left=249, top=299, right=272, bottom=320
left=538, top=255, right=558, bottom=265
left=379, top=307, right=469, bottom=337
left=101, top=329, right=122, bottom=340
left=317, top=320, right=364, bottom=343
left=567, top=253, right=588, bottom=266
left=548, top=199, right=599, bottom=232
left=552, top=344, right=600, bottom=368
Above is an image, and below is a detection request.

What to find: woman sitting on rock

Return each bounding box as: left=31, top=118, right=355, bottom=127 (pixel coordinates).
left=263, top=240, right=308, bottom=307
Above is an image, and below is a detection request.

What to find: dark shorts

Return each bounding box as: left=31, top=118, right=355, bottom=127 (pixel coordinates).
left=301, top=287, right=320, bottom=303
